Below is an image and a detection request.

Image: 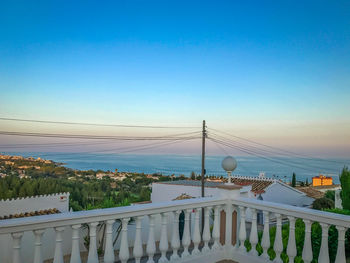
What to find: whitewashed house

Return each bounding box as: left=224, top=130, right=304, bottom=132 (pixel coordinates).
left=151, top=176, right=314, bottom=207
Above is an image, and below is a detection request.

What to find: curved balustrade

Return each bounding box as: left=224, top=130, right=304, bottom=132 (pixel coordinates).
left=232, top=197, right=350, bottom=263
left=0, top=196, right=349, bottom=263
left=0, top=197, right=225, bottom=263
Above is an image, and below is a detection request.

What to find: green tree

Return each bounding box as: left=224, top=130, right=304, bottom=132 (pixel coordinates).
left=340, top=167, right=350, bottom=210
left=190, top=171, right=196, bottom=180
left=292, top=173, right=296, bottom=187
left=312, top=197, right=334, bottom=210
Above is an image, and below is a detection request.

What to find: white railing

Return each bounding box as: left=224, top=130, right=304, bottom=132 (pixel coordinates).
left=0, top=196, right=349, bottom=263
left=232, top=197, right=350, bottom=263
left=0, top=197, right=227, bottom=263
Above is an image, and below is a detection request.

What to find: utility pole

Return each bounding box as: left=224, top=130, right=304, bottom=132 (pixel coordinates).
left=201, top=120, right=206, bottom=233
left=201, top=120, right=206, bottom=198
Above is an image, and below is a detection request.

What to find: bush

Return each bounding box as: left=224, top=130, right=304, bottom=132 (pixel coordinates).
left=312, top=197, right=334, bottom=210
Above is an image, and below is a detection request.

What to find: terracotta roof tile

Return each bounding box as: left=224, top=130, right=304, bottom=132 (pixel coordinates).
left=231, top=178, right=273, bottom=194
left=0, top=208, right=60, bottom=220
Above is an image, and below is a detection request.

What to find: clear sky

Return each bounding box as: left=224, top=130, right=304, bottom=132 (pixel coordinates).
left=0, top=0, right=349, bottom=157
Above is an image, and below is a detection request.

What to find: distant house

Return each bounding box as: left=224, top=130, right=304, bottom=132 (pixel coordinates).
left=312, top=174, right=333, bottom=186
left=152, top=176, right=314, bottom=207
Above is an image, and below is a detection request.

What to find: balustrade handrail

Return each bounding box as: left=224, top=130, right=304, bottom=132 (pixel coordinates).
left=232, top=197, right=350, bottom=227
left=0, top=196, right=226, bottom=234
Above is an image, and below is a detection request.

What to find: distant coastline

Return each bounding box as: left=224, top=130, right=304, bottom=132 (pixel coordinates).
left=2, top=151, right=349, bottom=184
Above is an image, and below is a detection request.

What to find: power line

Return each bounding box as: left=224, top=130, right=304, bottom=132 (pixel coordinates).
left=209, top=134, right=340, bottom=173
left=12, top=137, right=198, bottom=157
left=0, top=117, right=200, bottom=129
left=0, top=130, right=201, bottom=141
left=209, top=131, right=343, bottom=172
left=208, top=127, right=345, bottom=165
left=208, top=136, right=338, bottom=173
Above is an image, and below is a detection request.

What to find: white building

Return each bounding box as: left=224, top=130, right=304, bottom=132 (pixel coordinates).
left=152, top=176, right=314, bottom=208
left=0, top=193, right=78, bottom=263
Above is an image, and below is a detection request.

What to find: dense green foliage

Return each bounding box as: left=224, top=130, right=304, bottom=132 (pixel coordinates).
left=340, top=167, right=350, bottom=210
left=0, top=158, right=180, bottom=211
left=312, top=197, right=335, bottom=210
left=324, top=190, right=336, bottom=201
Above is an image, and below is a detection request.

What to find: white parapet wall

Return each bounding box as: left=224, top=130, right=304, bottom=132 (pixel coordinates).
left=0, top=193, right=70, bottom=217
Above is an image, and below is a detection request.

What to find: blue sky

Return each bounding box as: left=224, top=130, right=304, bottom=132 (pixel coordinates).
left=0, top=1, right=349, bottom=156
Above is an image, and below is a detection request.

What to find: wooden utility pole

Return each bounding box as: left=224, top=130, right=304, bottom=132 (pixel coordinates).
left=201, top=120, right=206, bottom=197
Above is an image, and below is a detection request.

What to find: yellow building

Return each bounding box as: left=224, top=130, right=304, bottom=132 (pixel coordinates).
left=312, top=175, right=333, bottom=186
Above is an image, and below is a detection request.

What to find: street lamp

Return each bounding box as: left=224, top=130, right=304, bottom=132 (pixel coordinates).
left=222, top=156, right=237, bottom=185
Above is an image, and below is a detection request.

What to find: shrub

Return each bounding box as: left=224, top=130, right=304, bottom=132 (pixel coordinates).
left=312, top=197, right=334, bottom=210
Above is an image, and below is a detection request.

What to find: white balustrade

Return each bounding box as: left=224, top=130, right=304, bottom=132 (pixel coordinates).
left=273, top=214, right=283, bottom=263
left=119, top=217, right=130, bottom=263
left=335, top=226, right=347, bottom=263
left=249, top=208, right=258, bottom=256
left=318, top=223, right=330, bottom=263
left=286, top=216, right=297, bottom=262
left=202, top=206, right=211, bottom=252
left=33, top=229, right=45, bottom=263
left=302, top=219, right=313, bottom=263
left=181, top=209, right=192, bottom=257
left=70, top=225, right=81, bottom=263
left=146, top=215, right=156, bottom=263
left=261, top=211, right=270, bottom=259
left=212, top=205, right=221, bottom=250
left=238, top=206, right=246, bottom=252
left=159, top=213, right=169, bottom=263
left=87, top=222, right=98, bottom=263
left=104, top=220, right=115, bottom=263
left=170, top=211, right=181, bottom=260
left=53, top=227, right=65, bottom=263
left=192, top=208, right=201, bottom=255
left=133, top=216, right=144, bottom=263
left=1, top=195, right=350, bottom=263
left=11, top=231, right=23, bottom=263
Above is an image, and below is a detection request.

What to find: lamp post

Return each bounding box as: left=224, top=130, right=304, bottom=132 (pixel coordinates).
left=222, top=156, right=237, bottom=185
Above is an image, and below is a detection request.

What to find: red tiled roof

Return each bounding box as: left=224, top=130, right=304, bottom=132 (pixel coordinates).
left=0, top=208, right=60, bottom=220
left=231, top=178, right=274, bottom=194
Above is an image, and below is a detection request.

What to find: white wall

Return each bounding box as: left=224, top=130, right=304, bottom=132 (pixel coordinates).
left=0, top=193, right=74, bottom=263
left=0, top=193, right=70, bottom=216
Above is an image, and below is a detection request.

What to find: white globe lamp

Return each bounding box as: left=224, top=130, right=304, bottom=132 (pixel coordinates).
left=222, top=156, right=237, bottom=185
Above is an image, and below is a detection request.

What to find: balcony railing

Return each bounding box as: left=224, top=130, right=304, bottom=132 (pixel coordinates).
left=0, top=196, right=349, bottom=263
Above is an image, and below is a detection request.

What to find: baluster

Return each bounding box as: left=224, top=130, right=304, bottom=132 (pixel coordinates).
left=192, top=208, right=201, bottom=255
left=249, top=208, right=258, bottom=256
left=11, top=232, right=23, bottom=263
left=53, top=227, right=65, bottom=263
left=273, top=214, right=283, bottom=263
left=33, top=229, right=45, bottom=263
left=119, top=218, right=130, bottom=263
left=146, top=215, right=156, bottom=263
left=261, top=211, right=270, bottom=259
left=70, top=225, right=81, bottom=263
left=170, top=211, right=181, bottom=260
left=104, top=220, right=115, bottom=263
left=159, top=212, right=169, bottom=262
left=212, top=206, right=220, bottom=250
left=287, top=216, right=297, bottom=262
left=335, top=226, right=347, bottom=263
left=86, top=222, right=99, bottom=263
left=238, top=206, right=247, bottom=252
left=133, top=216, right=143, bottom=263
left=202, top=206, right=211, bottom=252
left=302, top=219, right=313, bottom=263
left=318, top=223, right=330, bottom=263
left=181, top=209, right=192, bottom=257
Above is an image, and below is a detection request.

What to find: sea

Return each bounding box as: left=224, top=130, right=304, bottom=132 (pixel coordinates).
left=3, top=152, right=350, bottom=184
